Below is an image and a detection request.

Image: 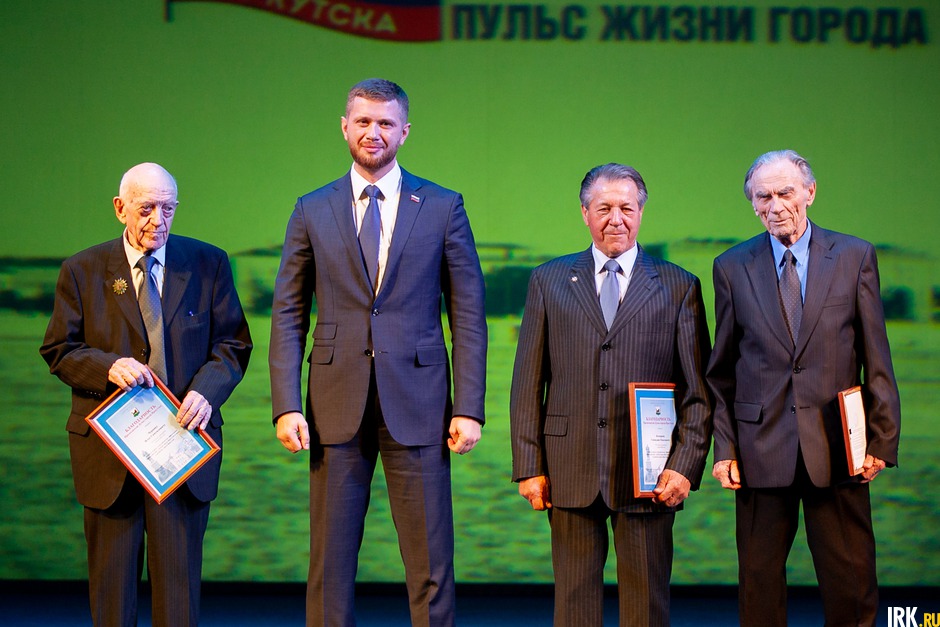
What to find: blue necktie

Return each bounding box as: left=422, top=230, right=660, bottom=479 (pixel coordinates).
left=359, top=185, right=383, bottom=291
left=136, top=255, right=167, bottom=381
left=600, top=259, right=621, bottom=330
left=779, top=249, right=802, bottom=346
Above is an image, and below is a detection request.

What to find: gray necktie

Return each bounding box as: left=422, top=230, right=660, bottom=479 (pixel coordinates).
left=779, top=249, right=802, bottom=346
left=600, top=259, right=621, bottom=330
left=359, top=185, right=383, bottom=291
left=136, top=255, right=167, bottom=381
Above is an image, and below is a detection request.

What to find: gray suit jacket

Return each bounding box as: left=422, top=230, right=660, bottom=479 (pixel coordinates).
left=510, top=246, right=712, bottom=512
left=40, top=235, right=252, bottom=508
left=707, top=223, right=901, bottom=488
left=269, top=169, right=487, bottom=446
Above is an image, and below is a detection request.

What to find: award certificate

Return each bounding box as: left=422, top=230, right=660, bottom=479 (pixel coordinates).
left=629, top=383, right=677, bottom=498
left=838, top=386, right=867, bottom=476
left=85, top=371, right=219, bottom=503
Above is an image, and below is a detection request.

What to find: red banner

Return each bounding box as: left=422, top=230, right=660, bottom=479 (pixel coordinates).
left=168, top=0, right=442, bottom=42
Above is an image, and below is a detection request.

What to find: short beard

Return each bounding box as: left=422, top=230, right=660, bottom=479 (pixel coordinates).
left=350, top=145, right=397, bottom=174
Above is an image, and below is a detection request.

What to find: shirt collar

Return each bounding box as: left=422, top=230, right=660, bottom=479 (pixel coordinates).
left=591, top=243, right=638, bottom=276
left=770, top=220, right=812, bottom=268
left=350, top=162, right=402, bottom=203
left=122, top=229, right=167, bottom=270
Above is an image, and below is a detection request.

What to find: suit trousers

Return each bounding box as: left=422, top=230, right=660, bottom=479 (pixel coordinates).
left=548, top=495, right=675, bottom=627
left=735, top=454, right=878, bottom=627
left=83, top=474, right=210, bottom=627
left=306, top=371, right=455, bottom=627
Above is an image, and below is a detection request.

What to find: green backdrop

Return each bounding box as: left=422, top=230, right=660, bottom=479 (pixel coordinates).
left=2, top=0, right=938, bottom=585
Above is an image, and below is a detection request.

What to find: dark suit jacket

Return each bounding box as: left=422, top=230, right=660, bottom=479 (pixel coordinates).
left=510, top=246, right=712, bottom=512
left=269, top=169, right=487, bottom=446
left=707, top=223, right=901, bottom=488
left=40, top=234, right=252, bottom=508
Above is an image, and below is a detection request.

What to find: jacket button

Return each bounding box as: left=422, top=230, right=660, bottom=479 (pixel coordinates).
left=598, top=419, right=607, bottom=428
left=599, top=383, right=609, bottom=391
left=791, top=405, right=796, bottom=413
left=372, top=308, right=379, bottom=316
left=601, top=342, right=611, bottom=351
left=364, top=349, right=373, bottom=357
left=793, top=366, right=803, bottom=373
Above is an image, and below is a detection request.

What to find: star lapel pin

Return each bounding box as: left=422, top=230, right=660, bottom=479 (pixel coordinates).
left=113, top=277, right=128, bottom=295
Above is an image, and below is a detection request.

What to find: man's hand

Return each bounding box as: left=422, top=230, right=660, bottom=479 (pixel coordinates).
left=447, top=416, right=481, bottom=455
left=108, top=358, right=154, bottom=392
left=177, top=391, right=212, bottom=431
left=653, top=469, right=692, bottom=507
left=860, top=454, right=886, bottom=483
left=712, top=459, right=742, bottom=490
left=519, top=475, right=552, bottom=510
left=276, top=411, right=310, bottom=453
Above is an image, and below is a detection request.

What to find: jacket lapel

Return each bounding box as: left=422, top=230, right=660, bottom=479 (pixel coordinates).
left=376, top=169, right=422, bottom=305
left=329, top=175, right=374, bottom=294
left=744, top=234, right=794, bottom=351
left=162, top=237, right=191, bottom=326
left=106, top=239, right=146, bottom=340
left=795, top=224, right=837, bottom=359
left=568, top=249, right=608, bottom=337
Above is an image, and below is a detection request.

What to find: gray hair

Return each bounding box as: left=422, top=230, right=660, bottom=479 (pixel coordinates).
left=743, top=149, right=816, bottom=200
left=345, top=78, right=409, bottom=119
left=579, top=163, right=648, bottom=208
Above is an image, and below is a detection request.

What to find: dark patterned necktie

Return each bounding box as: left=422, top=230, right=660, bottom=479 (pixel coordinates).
left=136, top=255, right=167, bottom=381
left=600, top=259, right=621, bottom=330
left=778, top=249, right=802, bottom=346
left=359, top=185, right=383, bottom=291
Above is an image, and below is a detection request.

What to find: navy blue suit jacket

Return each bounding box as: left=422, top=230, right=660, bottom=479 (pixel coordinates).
left=269, top=169, right=487, bottom=447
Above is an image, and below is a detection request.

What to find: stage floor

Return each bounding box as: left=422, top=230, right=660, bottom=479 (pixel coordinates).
left=1, top=582, right=929, bottom=626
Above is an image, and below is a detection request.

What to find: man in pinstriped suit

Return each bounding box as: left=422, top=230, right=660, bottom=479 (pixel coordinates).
left=510, top=163, right=712, bottom=626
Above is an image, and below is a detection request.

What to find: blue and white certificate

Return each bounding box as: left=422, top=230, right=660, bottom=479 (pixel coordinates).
left=629, top=383, right=677, bottom=498
left=85, top=371, right=219, bottom=503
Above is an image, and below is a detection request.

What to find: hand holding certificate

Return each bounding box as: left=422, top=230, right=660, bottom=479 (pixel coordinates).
left=629, top=383, right=678, bottom=498
left=85, top=369, right=219, bottom=503
left=838, top=386, right=868, bottom=476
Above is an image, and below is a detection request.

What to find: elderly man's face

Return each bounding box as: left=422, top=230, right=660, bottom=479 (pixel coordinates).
left=114, top=169, right=178, bottom=253
left=581, top=177, right=644, bottom=258
left=750, top=159, right=815, bottom=247
left=341, top=97, right=410, bottom=180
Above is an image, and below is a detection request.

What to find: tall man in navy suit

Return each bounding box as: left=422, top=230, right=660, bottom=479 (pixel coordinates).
left=707, top=150, right=901, bottom=626
left=269, top=78, right=487, bottom=627
left=40, top=162, right=252, bottom=626
left=510, top=163, right=712, bottom=626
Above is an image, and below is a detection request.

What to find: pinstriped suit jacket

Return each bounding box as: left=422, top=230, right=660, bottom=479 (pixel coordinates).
left=707, top=224, right=901, bottom=488
left=510, top=246, right=712, bottom=512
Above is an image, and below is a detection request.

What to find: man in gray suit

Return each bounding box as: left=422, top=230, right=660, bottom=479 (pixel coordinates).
left=41, top=162, right=252, bottom=626
left=269, top=78, right=487, bottom=627
left=510, top=163, right=712, bottom=626
left=707, top=150, right=901, bottom=626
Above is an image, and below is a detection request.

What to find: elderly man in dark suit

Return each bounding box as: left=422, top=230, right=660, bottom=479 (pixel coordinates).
left=40, top=162, right=252, bottom=626
left=269, top=78, right=487, bottom=627
left=707, top=149, right=901, bottom=626
left=510, top=163, right=712, bottom=626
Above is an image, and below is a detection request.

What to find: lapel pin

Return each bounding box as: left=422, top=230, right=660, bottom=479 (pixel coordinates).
left=113, top=277, right=128, bottom=295
left=570, top=276, right=578, bottom=282
left=410, top=194, right=420, bottom=203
